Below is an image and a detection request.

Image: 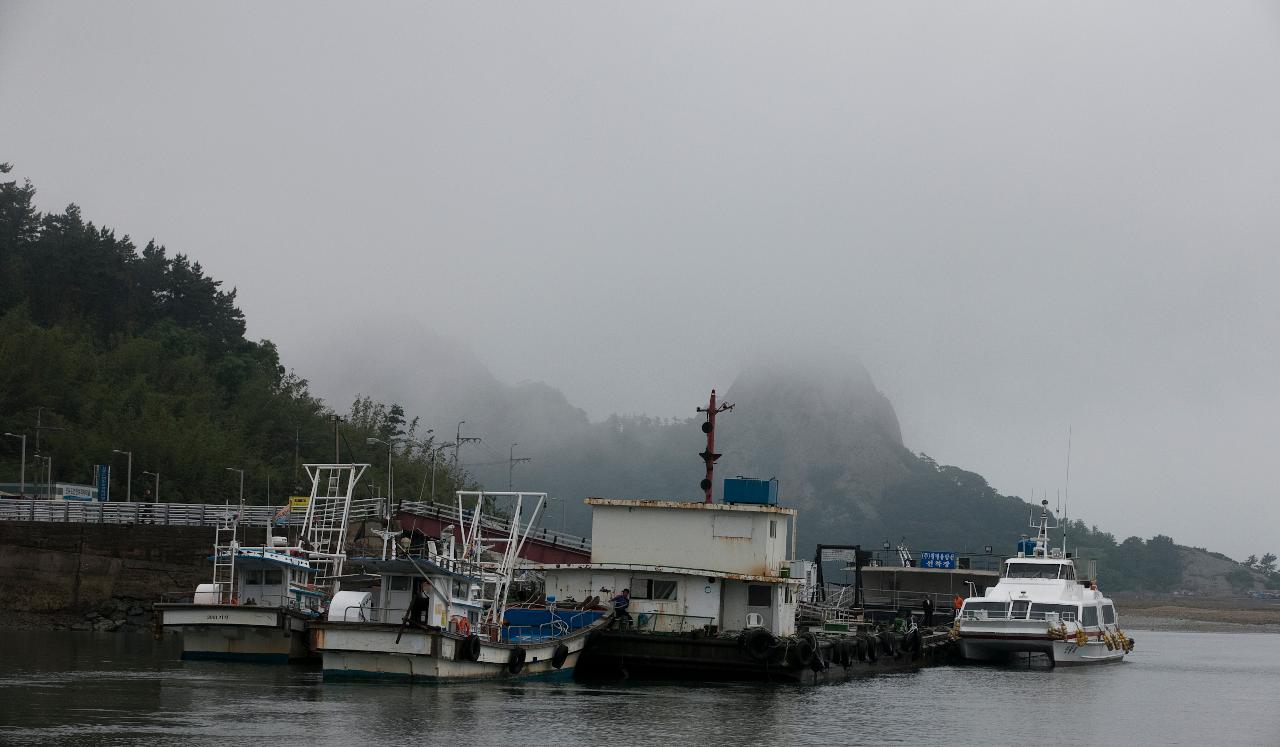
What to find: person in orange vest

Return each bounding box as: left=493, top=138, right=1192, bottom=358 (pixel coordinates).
left=953, top=594, right=965, bottom=612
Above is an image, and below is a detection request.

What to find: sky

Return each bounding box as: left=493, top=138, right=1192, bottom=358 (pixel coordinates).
left=2, top=2, right=1278, bottom=554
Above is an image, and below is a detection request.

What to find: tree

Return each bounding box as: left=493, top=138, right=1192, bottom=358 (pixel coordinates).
left=1260, top=553, right=1277, bottom=573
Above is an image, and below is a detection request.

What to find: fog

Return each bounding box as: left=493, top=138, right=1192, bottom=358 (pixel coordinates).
left=2, top=2, right=1278, bottom=553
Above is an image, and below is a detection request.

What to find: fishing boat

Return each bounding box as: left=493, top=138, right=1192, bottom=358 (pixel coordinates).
left=311, top=490, right=611, bottom=682
left=955, top=500, right=1135, bottom=666
left=154, top=463, right=367, bottom=662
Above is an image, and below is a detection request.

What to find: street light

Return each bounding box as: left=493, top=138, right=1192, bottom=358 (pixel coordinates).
left=142, top=471, right=160, bottom=502
left=112, top=449, right=132, bottom=502
left=366, top=437, right=394, bottom=507
left=3, top=432, right=26, bottom=496
left=32, top=453, right=51, bottom=500
left=225, top=467, right=244, bottom=509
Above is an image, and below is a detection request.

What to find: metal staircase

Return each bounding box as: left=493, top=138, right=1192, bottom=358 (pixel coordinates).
left=299, top=463, right=368, bottom=594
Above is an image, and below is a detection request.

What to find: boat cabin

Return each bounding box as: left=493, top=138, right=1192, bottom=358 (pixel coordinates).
left=194, top=546, right=325, bottom=613
left=330, top=556, right=485, bottom=632
left=539, top=495, right=808, bottom=638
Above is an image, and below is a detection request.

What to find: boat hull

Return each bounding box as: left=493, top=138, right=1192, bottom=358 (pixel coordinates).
left=155, top=604, right=313, bottom=663
left=312, top=622, right=597, bottom=683
left=576, top=628, right=955, bottom=684
left=958, top=633, right=1126, bottom=666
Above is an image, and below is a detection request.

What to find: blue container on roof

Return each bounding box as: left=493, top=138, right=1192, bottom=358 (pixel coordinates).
left=722, top=478, right=778, bottom=505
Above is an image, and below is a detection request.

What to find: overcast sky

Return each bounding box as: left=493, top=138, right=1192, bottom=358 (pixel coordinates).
left=3, top=2, right=1278, bottom=554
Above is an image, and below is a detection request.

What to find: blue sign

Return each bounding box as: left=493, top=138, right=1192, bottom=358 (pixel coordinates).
left=920, top=551, right=957, bottom=569
left=95, top=464, right=110, bottom=502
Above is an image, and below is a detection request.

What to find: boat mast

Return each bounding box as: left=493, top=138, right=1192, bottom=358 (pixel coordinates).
left=696, top=389, right=734, bottom=504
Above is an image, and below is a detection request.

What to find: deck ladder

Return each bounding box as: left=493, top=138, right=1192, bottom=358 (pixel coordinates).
left=299, top=463, right=368, bottom=594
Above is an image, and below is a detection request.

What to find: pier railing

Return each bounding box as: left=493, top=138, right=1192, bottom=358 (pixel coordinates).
left=0, top=497, right=383, bottom=527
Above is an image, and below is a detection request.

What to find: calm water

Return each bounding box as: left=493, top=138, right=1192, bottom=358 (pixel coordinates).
left=1, top=629, right=1278, bottom=746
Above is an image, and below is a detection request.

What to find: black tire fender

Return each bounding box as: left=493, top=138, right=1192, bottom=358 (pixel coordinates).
left=507, top=647, right=527, bottom=675
left=551, top=643, right=570, bottom=669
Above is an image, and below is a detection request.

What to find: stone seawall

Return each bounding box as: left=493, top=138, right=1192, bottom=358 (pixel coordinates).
left=0, top=521, right=249, bottom=613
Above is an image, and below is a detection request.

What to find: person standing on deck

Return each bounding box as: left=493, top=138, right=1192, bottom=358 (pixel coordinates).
left=611, top=588, right=632, bottom=628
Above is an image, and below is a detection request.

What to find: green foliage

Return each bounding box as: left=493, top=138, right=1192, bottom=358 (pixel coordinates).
left=0, top=166, right=467, bottom=505
left=1225, top=567, right=1256, bottom=593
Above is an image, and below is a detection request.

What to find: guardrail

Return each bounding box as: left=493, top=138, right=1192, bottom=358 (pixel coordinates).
left=0, top=497, right=383, bottom=527
left=398, top=500, right=591, bottom=553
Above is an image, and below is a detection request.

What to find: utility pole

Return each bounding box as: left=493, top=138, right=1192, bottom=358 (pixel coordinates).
left=696, top=389, right=734, bottom=504
left=453, top=421, right=481, bottom=470
left=430, top=442, right=454, bottom=502
left=330, top=415, right=342, bottom=462
left=112, top=449, right=132, bottom=503
left=3, top=433, right=25, bottom=496
left=508, top=443, right=531, bottom=491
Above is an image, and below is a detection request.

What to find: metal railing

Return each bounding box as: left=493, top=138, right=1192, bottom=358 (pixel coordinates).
left=398, top=500, right=591, bottom=553
left=959, top=610, right=1078, bottom=622
left=0, top=497, right=382, bottom=527
left=626, top=611, right=715, bottom=634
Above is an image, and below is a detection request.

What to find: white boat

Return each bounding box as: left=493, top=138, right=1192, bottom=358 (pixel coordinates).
left=155, top=463, right=368, bottom=662
left=956, top=500, right=1135, bottom=667
left=312, top=490, right=611, bottom=682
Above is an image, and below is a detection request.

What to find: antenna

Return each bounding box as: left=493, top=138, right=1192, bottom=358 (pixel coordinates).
left=1062, top=426, right=1072, bottom=556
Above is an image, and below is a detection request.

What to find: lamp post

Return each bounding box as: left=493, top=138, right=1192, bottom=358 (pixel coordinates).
left=225, top=467, right=244, bottom=510
left=142, top=471, right=160, bottom=502
left=32, top=453, right=51, bottom=500
left=112, top=449, right=132, bottom=502
left=3, top=432, right=25, bottom=496
left=366, top=437, right=394, bottom=511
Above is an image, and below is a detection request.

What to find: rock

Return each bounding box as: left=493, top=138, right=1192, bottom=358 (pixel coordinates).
left=98, top=599, right=119, bottom=616
left=128, top=606, right=145, bottom=617
left=84, top=611, right=100, bottom=621
left=71, top=622, right=91, bottom=631
left=111, top=609, right=127, bottom=621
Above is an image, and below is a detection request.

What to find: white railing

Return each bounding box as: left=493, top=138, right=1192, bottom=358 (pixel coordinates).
left=398, top=500, right=591, bottom=552
left=0, top=497, right=383, bottom=527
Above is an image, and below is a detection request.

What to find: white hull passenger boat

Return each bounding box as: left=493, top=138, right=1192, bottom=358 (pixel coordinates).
left=155, top=463, right=368, bottom=662
left=312, top=490, right=611, bottom=682
left=956, top=500, right=1135, bottom=667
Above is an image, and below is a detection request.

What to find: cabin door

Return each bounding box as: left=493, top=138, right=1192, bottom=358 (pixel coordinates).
left=746, top=584, right=773, bottom=631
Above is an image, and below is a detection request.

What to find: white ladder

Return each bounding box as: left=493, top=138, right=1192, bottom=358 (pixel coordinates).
left=300, top=463, right=368, bottom=594
left=211, top=515, right=239, bottom=604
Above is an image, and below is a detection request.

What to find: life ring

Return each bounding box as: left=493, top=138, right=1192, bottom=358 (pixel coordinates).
left=551, top=643, right=570, bottom=669
left=462, top=634, right=482, bottom=662
left=507, top=647, right=527, bottom=675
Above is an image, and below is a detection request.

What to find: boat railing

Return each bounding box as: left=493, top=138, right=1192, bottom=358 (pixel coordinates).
left=0, top=497, right=382, bottom=527
left=628, top=612, right=715, bottom=634
left=398, top=499, right=592, bottom=552
left=504, top=619, right=572, bottom=643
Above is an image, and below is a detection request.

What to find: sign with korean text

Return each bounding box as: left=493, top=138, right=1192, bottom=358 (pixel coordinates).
left=95, top=465, right=110, bottom=502
left=920, top=551, right=957, bottom=569
left=289, top=495, right=310, bottom=510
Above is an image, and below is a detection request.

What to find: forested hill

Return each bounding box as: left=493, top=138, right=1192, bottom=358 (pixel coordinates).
left=0, top=163, right=464, bottom=504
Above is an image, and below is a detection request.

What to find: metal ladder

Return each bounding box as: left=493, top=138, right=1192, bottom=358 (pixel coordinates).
left=300, top=463, right=368, bottom=594
left=211, top=514, right=239, bottom=604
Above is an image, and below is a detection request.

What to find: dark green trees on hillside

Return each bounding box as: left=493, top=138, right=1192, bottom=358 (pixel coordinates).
left=0, top=164, right=465, bottom=505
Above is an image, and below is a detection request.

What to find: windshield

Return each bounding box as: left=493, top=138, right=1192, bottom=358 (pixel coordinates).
left=1005, top=562, right=1068, bottom=579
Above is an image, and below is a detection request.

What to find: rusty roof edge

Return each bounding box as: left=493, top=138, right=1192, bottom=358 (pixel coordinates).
left=529, top=561, right=802, bottom=584
left=584, top=497, right=797, bottom=516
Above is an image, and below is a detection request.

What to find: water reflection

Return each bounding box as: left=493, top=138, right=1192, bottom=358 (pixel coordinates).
left=2, top=630, right=1279, bottom=746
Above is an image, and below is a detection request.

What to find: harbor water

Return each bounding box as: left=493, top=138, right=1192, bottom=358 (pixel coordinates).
left=1, top=629, right=1278, bottom=746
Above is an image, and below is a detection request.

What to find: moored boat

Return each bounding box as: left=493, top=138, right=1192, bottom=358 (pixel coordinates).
left=155, top=463, right=367, bottom=662
left=955, top=500, right=1135, bottom=667
left=312, top=490, right=611, bottom=682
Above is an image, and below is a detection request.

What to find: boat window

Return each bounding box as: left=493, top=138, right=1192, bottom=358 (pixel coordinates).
left=388, top=576, right=411, bottom=592
left=769, top=520, right=777, bottom=538
left=1004, top=563, right=1066, bottom=579
left=1062, top=564, right=1076, bottom=580
left=631, top=579, right=678, bottom=601
left=244, top=570, right=263, bottom=585
left=747, top=584, right=772, bottom=607
left=1102, top=605, right=1116, bottom=625
left=1081, top=605, right=1099, bottom=627
left=452, top=580, right=468, bottom=599
left=1030, top=603, right=1078, bottom=621
left=963, top=601, right=1007, bottom=614
left=264, top=570, right=283, bottom=586
left=1011, top=600, right=1030, bottom=619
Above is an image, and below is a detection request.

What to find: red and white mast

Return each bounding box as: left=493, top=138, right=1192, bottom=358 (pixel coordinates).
left=697, top=389, right=734, bottom=503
